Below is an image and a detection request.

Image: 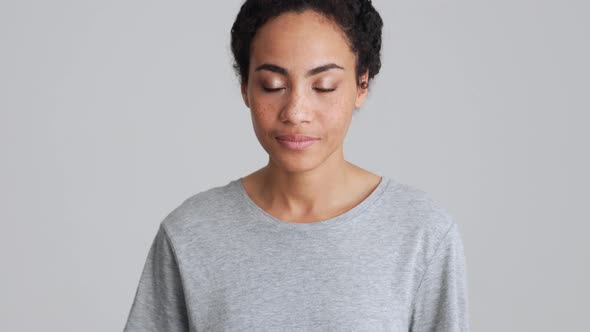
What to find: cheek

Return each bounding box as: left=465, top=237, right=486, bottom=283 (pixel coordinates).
left=250, top=103, right=277, bottom=138
left=322, top=96, right=354, bottom=134
left=251, top=102, right=275, bottom=122
left=320, top=84, right=356, bottom=112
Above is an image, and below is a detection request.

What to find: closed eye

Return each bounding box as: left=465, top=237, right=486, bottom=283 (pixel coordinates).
left=262, top=87, right=336, bottom=93
left=314, top=87, right=336, bottom=93
left=262, top=87, right=285, bottom=93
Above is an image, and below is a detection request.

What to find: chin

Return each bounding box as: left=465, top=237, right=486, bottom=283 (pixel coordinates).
left=268, top=153, right=323, bottom=174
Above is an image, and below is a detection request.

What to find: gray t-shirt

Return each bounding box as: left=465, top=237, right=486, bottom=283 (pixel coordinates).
left=123, top=176, right=469, bottom=331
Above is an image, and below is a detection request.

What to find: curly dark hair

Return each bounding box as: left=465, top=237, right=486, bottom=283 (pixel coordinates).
left=230, top=0, right=383, bottom=90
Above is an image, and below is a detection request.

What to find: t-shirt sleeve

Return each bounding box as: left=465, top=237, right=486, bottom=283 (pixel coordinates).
left=409, top=221, right=470, bottom=332
left=123, top=224, right=190, bottom=332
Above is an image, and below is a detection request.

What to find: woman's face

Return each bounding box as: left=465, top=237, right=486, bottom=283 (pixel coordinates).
left=241, top=9, right=369, bottom=173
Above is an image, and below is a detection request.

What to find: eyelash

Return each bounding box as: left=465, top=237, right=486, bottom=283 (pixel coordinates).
left=262, top=87, right=336, bottom=93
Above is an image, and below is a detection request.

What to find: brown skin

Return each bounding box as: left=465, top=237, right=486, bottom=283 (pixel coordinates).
left=240, top=9, right=382, bottom=223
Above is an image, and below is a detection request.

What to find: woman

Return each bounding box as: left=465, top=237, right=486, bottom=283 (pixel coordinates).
left=124, top=1, right=469, bottom=331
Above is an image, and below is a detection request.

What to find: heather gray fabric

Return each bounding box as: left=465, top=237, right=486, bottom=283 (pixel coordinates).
left=123, top=175, right=469, bottom=331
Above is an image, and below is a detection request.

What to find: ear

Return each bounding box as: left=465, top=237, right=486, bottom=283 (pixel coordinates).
left=354, top=70, right=369, bottom=109
left=241, top=82, right=250, bottom=108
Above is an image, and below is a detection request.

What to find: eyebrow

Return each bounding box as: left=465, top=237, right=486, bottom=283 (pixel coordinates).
left=254, top=63, right=345, bottom=77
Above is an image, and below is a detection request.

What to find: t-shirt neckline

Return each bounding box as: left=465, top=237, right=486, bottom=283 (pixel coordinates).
left=232, top=175, right=391, bottom=231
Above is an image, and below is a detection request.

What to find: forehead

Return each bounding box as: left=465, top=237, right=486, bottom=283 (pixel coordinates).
left=250, top=10, right=355, bottom=70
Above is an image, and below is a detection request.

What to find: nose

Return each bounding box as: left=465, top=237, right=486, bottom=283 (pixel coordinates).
left=279, top=88, right=313, bottom=125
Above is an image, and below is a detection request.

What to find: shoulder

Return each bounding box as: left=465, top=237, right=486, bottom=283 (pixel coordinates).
left=158, top=178, right=241, bottom=237
left=377, top=177, right=463, bottom=270
left=381, top=177, right=457, bottom=242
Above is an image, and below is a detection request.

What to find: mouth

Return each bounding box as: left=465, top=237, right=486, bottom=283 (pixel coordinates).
left=275, top=136, right=319, bottom=150
left=275, top=134, right=320, bottom=141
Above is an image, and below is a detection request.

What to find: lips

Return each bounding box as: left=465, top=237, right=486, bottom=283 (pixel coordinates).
left=275, top=134, right=320, bottom=141
left=276, top=137, right=318, bottom=150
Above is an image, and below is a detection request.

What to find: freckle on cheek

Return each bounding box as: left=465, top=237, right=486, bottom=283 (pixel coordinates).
left=252, top=104, right=275, bottom=121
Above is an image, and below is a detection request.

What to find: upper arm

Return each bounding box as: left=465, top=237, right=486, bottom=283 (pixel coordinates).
left=409, top=222, right=470, bottom=332
left=123, top=224, right=191, bottom=332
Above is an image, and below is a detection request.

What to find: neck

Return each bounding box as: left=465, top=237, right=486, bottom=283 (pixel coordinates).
left=256, top=154, right=358, bottom=217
